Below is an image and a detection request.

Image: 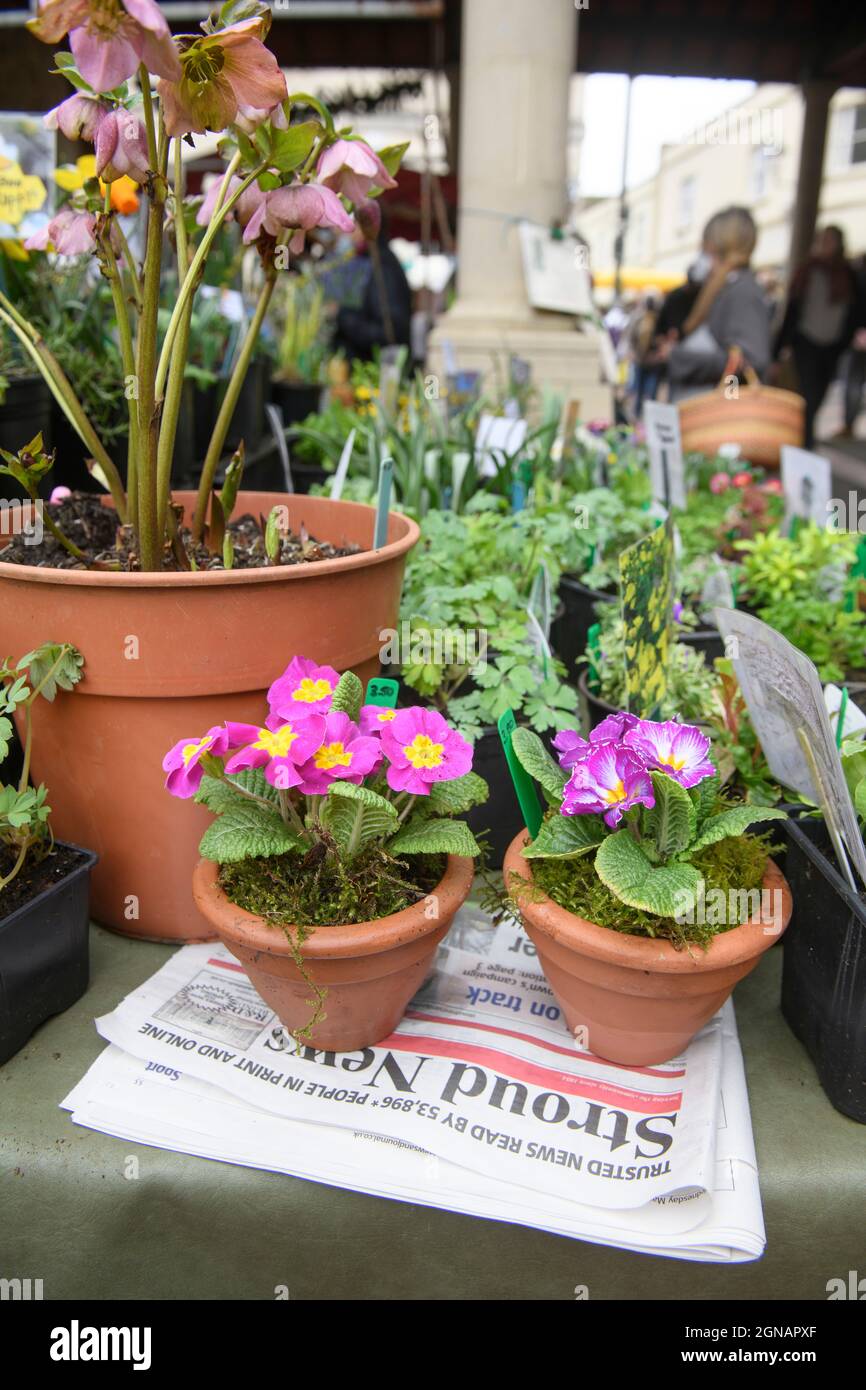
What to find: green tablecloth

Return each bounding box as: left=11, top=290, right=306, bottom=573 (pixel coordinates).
left=1, top=927, right=863, bottom=1301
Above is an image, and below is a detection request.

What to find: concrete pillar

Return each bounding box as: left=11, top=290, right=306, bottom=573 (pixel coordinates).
left=428, top=0, right=609, bottom=418
left=787, top=81, right=837, bottom=278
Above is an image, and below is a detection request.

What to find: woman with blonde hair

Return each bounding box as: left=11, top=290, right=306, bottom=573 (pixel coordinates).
left=663, top=206, right=771, bottom=403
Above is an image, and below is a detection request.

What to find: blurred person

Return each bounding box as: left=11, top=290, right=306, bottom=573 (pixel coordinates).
left=841, top=254, right=866, bottom=437
left=661, top=207, right=770, bottom=403
left=627, top=290, right=662, bottom=415
left=775, top=226, right=864, bottom=446
left=331, top=207, right=412, bottom=362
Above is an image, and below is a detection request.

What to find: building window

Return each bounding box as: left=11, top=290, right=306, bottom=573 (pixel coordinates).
left=852, top=105, right=866, bottom=164
left=750, top=146, right=775, bottom=199
left=678, top=175, right=696, bottom=231
left=829, top=103, right=866, bottom=170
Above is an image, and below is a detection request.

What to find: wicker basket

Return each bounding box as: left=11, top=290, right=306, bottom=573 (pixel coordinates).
left=678, top=358, right=805, bottom=468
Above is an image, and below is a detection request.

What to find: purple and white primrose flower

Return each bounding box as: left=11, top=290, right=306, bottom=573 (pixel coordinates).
left=162, top=725, right=232, bottom=798
left=623, top=719, right=715, bottom=790
left=561, top=744, right=655, bottom=828
left=553, top=712, right=640, bottom=770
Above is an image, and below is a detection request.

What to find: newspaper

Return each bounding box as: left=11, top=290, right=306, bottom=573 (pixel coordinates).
left=63, top=909, right=766, bottom=1261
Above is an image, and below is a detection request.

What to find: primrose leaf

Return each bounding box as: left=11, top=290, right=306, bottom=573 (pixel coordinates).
left=320, top=780, right=398, bottom=855
left=644, top=772, right=696, bottom=858
left=198, top=803, right=302, bottom=863
left=595, top=829, right=701, bottom=919
left=511, top=727, right=567, bottom=801
left=687, top=804, right=787, bottom=854
left=522, top=811, right=604, bottom=859
left=389, top=817, right=481, bottom=857
left=330, top=670, right=362, bottom=721
left=427, top=771, right=488, bottom=815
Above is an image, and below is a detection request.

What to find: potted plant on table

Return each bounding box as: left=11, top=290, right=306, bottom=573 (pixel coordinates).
left=168, top=657, right=486, bottom=1051
left=502, top=717, right=790, bottom=1065
left=0, top=642, right=97, bottom=1064
left=0, top=1, right=412, bottom=942
left=270, top=272, right=327, bottom=428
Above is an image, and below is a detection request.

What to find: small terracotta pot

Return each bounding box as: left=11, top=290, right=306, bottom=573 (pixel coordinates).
left=0, top=492, right=418, bottom=942
left=503, top=831, right=792, bottom=1065
left=192, top=853, right=475, bottom=1051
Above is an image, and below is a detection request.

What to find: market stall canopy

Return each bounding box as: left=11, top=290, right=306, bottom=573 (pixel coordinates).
left=592, top=267, right=685, bottom=292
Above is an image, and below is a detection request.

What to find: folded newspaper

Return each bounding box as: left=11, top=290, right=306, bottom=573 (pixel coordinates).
left=63, top=907, right=766, bottom=1262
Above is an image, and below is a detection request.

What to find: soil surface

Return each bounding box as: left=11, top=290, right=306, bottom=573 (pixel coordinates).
left=0, top=843, right=90, bottom=918
left=0, top=492, right=361, bottom=572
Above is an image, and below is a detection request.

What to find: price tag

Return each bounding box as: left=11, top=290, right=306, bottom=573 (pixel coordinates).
left=644, top=401, right=686, bottom=510
left=364, top=677, right=399, bottom=708
left=498, top=708, right=543, bottom=839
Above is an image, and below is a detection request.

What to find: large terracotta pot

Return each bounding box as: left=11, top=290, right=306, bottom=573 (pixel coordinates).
left=192, top=853, right=475, bottom=1052
left=503, top=831, right=792, bottom=1065
left=0, top=493, right=419, bottom=942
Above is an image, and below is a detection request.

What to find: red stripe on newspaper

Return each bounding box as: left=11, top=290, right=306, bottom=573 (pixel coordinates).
left=404, top=1009, right=686, bottom=1080
left=376, top=1033, right=683, bottom=1112
left=208, top=957, right=245, bottom=973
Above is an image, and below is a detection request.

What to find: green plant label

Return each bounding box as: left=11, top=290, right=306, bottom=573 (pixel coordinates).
left=498, top=708, right=543, bottom=839
left=364, top=677, right=399, bottom=709
left=619, top=516, right=674, bottom=718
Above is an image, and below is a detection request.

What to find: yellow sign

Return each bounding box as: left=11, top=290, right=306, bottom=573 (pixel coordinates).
left=0, top=155, right=47, bottom=228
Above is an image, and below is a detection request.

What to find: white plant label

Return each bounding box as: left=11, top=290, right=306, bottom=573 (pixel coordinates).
left=644, top=401, right=687, bottom=510
left=780, top=446, right=832, bottom=532
left=475, top=413, right=528, bottom=479
left=328, top=428, right=355, bottom=502
left=713, top=609, right=866, bottom=886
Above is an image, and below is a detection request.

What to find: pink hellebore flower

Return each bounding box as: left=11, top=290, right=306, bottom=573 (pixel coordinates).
left=379, top=706, right=472, bottom=796
left=195, top=174, right=266, bottom=232
left=267, top=655, right=340, bottom=719
left=162, top=725, right=232, bottom=799
left=44, top=91, right=105, bottom=142
left=95, top=108, right=150, bottom=185
left=709, top=471, right=731, bottom=494
left=158, top=17, right=287, bottom=137
left=242, top=182, right=355, bottom=252
left=561, top=744, right=654, bottom=828
left=28, top=0, right=182, bottom=93
left=623, top=719, right=715, bottom=791
left=223, top=715, right=326, bottom=790
left=358, top=704, right=400, bottom=737
left=50, top=486, right=72, bottom=503
left=317, top=138, right=396, bottom=204
left=295, top=711, right=382, bottom=794
left=732, top=471, right=752, bottom=488
left=25, top=207, right=97, bottom=255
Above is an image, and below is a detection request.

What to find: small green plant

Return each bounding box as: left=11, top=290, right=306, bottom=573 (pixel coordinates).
left=587, top=601, right=719, bottom=725
left=0, top=643, right=84, bottom=893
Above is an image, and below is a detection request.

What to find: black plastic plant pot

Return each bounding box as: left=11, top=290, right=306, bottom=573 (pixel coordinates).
left=577, top=667, right=621, bottom=732
left=780, top=817, right=866, bottom=1124
left=223, top=360, right=267, bottom=454
left=550, top=575, right=615, bottom=683
left=0, top=377, right=53, bottom=497
left=0, top=844, right=97, bottom=1066
left=679, top=626, right=726, bottom=666
left=271, top=379, right=322, bottom=427
left=465, top=726, right=527, bottom=870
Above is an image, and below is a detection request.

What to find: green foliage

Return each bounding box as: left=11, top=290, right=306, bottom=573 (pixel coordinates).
left=510, top=727, right=567, bottom=800
left=389, top=816, right=481, bottom=857
left=17, top=644, right=85, bottom=702
left=643, top=771, right=696, bottom=857
left=427, top=771, right=488, bottom=814
left=595, top=832, right=703, bottom=918
left=591, top=603, right=718, bottom=725
left=330, top=670, right=362, bottom=721
left=521, top=811, right=604, bottom=859
left=320, top=780, right=398, bottom=855
left=198, top=801, right=302, bottom=863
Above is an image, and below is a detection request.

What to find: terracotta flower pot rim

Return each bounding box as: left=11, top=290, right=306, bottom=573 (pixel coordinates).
left=0, top=492, right=419, bottom=589
left=504, top=830, right=791, bottom=975
left=193, top=852, right=475, bottom=960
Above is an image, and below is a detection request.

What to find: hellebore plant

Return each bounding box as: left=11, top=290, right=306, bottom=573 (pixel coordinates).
left=163, top=654, right=488, bottom=871
left=0, top=642, right=84, bottom=893
left=510, top=715, right=785, bottom=922
left=5, top=0, right=405, bottom=571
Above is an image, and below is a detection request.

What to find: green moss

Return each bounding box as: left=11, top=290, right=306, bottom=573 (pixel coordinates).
left=520, top=833, right=778, bottom=950
left=219, top=846, right=446, bottom=933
